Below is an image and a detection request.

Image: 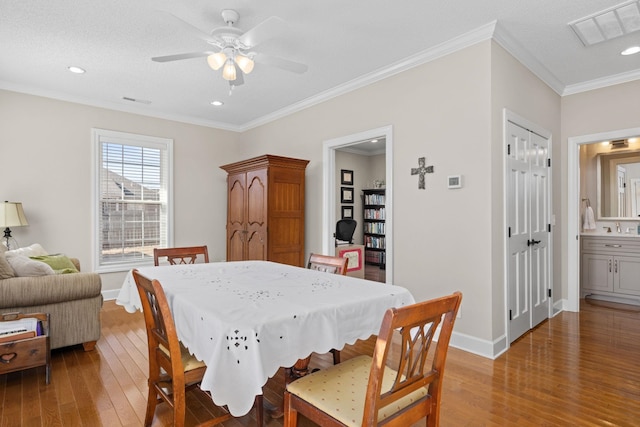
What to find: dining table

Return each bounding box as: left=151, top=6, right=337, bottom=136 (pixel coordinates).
left=116, top=260, right=415, bottom=417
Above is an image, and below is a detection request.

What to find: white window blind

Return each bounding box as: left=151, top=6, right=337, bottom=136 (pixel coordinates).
left=92, top=129, right=173, bottom=272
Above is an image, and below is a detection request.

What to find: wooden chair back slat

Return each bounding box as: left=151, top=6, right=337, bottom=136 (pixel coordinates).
left=154, top=246, right=209, bottom=266
left=307, top=253, right=348, bottom=275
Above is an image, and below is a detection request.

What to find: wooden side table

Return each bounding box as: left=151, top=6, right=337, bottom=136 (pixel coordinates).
left=0, top=312, right=50, bottom=384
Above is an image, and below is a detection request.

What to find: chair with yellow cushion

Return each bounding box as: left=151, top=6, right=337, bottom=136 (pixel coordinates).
left=132, top=269, right=263, bottom=427
left=284, top=292, right=462, bottom=427
left=153, top=245, right=209, bottom=266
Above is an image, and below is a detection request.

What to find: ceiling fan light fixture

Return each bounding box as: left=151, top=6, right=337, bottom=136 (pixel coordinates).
left=235, top=54, right=254, bottom=74
left=207, top=52, right=227, bottom=70
left=222, top=59, right=237, bottom=81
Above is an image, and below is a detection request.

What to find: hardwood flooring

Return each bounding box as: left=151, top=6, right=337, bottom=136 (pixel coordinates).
left=1, top=299, right=639, bottom=426
left=364, top=264, right=385, bottom=283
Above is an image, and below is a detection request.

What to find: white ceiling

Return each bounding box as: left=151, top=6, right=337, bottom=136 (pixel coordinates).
left=2, top=0, right=640, bottom=131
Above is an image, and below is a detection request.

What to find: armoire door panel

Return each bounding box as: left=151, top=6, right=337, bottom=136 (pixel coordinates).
left=227, top=230, right=245, bottom=262
left=247, top=170, right=267, bottom=227
left=246, top=230, right=267, bottom=260
left=228, top=174, right=246, bottom=226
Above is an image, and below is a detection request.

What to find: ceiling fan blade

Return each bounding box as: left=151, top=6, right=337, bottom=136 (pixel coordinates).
left=239, top=16, right=286, bottom=48
left=152, top=51, right=214, bottom=63
left=158, top=10, right=221, bottom=44
left=254, top=53, right=308, bottom=74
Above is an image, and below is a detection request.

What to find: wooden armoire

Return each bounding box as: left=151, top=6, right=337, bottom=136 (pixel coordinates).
left=220, top=155, right=309, bottom=267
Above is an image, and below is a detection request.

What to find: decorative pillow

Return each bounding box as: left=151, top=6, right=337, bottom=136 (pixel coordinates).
left=5, top=243, right=48, bottom=258
left=7, top=255, right=55, bottom=277
left=29, top=254, right=79, bottom=274
left=0, top=253, right=15, bottom=279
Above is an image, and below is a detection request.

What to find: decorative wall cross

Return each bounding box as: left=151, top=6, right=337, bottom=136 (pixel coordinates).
left=411, top=157, right=434, bottom=189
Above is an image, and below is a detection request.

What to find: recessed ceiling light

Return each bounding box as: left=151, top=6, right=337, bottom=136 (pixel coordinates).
left=621, top=46, right=640, bottom=55
left=67, top=66, right=86, bottom=74
left=211, top=100, right=224, bottom=106
left=371, top=139, right=378, bottom=143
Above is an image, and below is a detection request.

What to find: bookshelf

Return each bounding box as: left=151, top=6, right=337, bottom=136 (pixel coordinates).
left=362, top=188, right=386, bottom=269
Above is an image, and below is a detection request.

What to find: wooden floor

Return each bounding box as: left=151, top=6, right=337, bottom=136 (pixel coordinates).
left=364, top=263, right=385, bottom=282
left=1, top=298, right=639, bottom=426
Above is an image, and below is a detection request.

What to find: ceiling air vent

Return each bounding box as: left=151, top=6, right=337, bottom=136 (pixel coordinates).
left=569, top=0, right=640, bottom=46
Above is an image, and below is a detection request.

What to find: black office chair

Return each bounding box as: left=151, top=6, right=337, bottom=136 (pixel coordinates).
left=334, top=219, right=356, bottom=246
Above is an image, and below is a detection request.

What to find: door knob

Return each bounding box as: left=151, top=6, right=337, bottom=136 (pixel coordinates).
left=527, top=239, right=541, bottom=246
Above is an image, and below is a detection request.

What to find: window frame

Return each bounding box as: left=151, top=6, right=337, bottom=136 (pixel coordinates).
left=91, top=128, right=174, bottom=273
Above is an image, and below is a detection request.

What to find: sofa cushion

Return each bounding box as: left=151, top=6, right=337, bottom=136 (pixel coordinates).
left=7, top=255, right=55, bottom=277
left=30, top=254, right=79, bottom=274
left=5, top=243, right=48, bottom=258
left=0, top=253, right=14, bottom=279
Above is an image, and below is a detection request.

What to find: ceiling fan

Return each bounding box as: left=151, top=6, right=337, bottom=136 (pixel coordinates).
left=152, top=9, right=308, bottom=88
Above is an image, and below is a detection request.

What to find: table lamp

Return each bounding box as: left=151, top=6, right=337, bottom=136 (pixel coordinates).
left=0, top=201, right=29, bottom=250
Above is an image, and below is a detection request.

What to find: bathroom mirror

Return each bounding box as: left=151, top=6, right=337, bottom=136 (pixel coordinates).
left=597, top=150, right=640, bottom=219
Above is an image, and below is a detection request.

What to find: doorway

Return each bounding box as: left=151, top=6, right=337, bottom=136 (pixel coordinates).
left=322, top=126, right=393, bottom=283
left=567, top=126, right=640, bottom=312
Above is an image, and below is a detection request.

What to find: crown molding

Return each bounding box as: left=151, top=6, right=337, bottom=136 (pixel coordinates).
left=491, top=21, right=565, bottom=95
left=562, top=68, right=640, bottom=95
left=239, top=22, right=498, bottom=131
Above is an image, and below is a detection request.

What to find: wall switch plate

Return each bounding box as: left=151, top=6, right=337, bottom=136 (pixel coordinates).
left=448, top=175, right=462, bottom=189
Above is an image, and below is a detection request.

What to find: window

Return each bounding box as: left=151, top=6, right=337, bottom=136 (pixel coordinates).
left=92, top=129, right=173, bottom=272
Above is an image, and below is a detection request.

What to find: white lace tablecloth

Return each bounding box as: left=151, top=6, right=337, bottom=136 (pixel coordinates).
left=116, top=260, right=415, bottom=416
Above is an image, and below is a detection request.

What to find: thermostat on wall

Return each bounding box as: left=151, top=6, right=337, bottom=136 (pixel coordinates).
left=447, top=175, right=462, bottom=189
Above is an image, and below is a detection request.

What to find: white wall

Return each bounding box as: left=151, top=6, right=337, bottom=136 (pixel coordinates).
left=239, top=41, right=496, bottom=345
left=0, top=89, right=240, bottom=292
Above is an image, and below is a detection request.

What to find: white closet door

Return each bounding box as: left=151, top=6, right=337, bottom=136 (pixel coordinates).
left=506, top=121, right=550, bottom=343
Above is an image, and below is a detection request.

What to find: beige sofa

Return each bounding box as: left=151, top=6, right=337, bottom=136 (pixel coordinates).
left=0, top=257, right=103, bottom=350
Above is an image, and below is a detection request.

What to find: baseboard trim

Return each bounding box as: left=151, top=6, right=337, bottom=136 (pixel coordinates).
left=450, top=331, right=507, bottom=360
left=102, top=289, right=120, bottom=301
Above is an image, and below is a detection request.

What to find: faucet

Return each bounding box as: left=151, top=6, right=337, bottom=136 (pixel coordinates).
left=616, top=222, right=621, bottom=233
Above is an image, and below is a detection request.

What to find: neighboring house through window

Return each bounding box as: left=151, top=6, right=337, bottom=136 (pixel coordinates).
left=92, top=129, right=173, bottom=272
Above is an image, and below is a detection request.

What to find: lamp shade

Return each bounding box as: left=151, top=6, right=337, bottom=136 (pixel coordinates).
left=234, top=54, right=254, bottom=74
left=207, top=52, right=227, bottom=70
left=0, top=201, right=29, bottom=227
left=222, top=59, right=237, bottom=81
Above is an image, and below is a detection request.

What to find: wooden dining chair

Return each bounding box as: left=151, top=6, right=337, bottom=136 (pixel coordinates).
left=307, top=253, right=348, bottom=275
left=154, top=245, right=209, bottom=266
left=132, top=269, right=263, bottom=427
left=284, top=292, right=462, bottom=427
left=307, top=253, right=348, bottom=364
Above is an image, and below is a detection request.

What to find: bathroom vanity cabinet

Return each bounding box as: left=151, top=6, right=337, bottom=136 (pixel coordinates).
left=581, top=235, right=640, bottom=298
